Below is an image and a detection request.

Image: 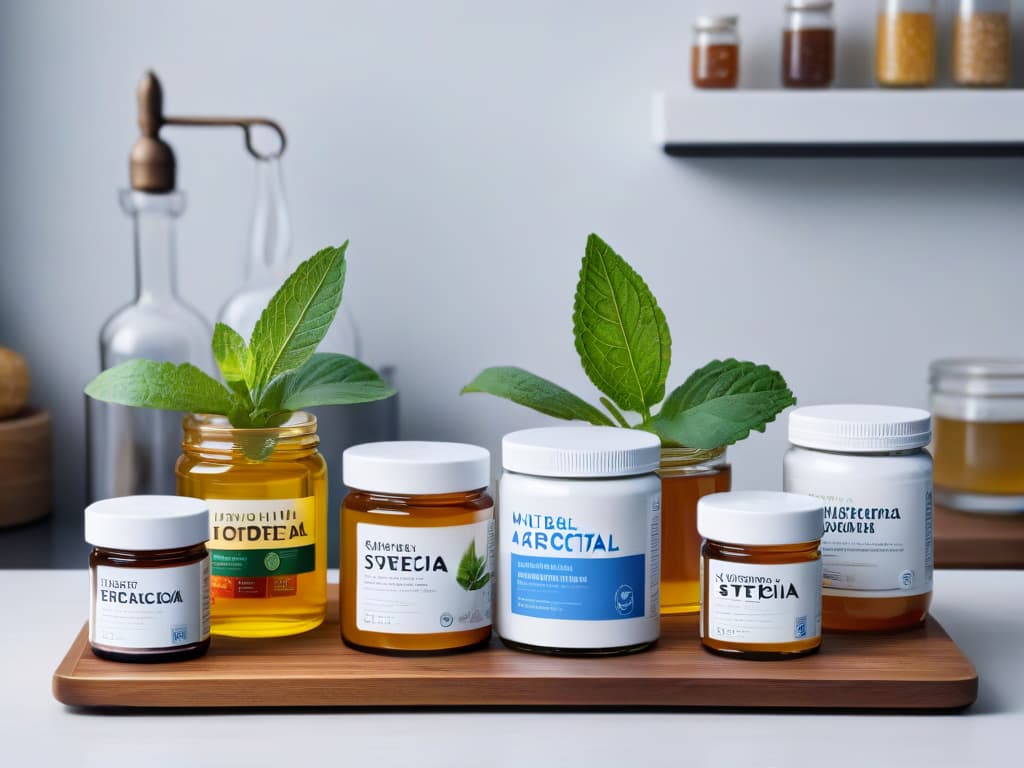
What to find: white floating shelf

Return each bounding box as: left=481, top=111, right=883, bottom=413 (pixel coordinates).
left=653, top=90, right=1024, bottom=157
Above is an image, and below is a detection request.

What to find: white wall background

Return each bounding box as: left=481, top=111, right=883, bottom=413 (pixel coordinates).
left=2, top=0, right=1023, bottom=528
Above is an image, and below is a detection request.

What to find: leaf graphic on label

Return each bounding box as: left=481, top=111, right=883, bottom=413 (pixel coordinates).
left=456, top=540, right=490, bottom=591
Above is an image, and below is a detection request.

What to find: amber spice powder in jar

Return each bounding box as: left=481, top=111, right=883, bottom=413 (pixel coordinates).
left=692, top=15, right=740, bottom=88
left=876, top=0, right=937, bottom=87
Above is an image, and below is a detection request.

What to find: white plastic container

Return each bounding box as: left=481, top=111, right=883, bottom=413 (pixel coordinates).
left=783, top=404, right=933, bottom=631
left=497, top=426, right=662, bottom=655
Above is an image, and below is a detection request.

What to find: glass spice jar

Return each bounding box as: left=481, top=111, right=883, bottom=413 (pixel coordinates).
left=783, top=1, right=836, bottom=88
left=692, top=15, right=740, bottom=89
left=658, top=446, right=731, bottom=615
left=876, top=0, right=937, bottom=87
left=953, top=0, right=1012, bottom=87
left=176, top=412, right=328, bottom=638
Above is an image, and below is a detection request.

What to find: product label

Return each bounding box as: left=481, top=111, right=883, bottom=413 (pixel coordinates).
left=507, top=500, right=660, bottom=622
left=703, top=559, right=822, bottom=645
left=356, top=516, right=494, bottom=634
left=207, top=497, right=317, bottom=600
left=90, top=560, right=210, bottom=649
left=792, top=481, right=934, bottom=598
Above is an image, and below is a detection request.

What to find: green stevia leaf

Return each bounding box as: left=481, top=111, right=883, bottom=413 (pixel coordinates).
left=573, top=234, right=670, bottom=418
left=212, top=322, right=252, bottom=402
left=460, top=367, right=613, bottom=426
left=84, top=360, right=235, bottom=414
left=651, top=359, right=796, bottom=449
left=456, top=540, right=489, bottom=592
left=280, top=353, right=395, bottom=410
left=248, top=243, right=348, bottom=394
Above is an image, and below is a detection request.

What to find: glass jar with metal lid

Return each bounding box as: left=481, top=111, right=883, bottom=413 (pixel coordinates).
left=692, top=15, right=740, bottom=88
left=931, top=359, right=1024, bottom=514
left=876, top=0, right=937, bottom=87
left=783, top=1, right=835, bottom=88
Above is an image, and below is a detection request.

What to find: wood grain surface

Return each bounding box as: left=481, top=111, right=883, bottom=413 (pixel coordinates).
left=53, top=594, right=977, bottom=711
left=0, top=409, right=52, bottom=528
left=935, top=504, right=1024, bottom=569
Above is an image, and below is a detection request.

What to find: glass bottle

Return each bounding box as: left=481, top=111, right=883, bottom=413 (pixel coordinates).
left=87, top=191, right=212, bottom=501
left=176, top=412, right=328, bottom=638
left=931, top=359, right=1024, bottom=514
left=876, top=0, right=937, bottom=87
left=953, top=0, right=1012, bottom=87
left=658, top=446, right=731, bottom=614
left=783, top=1, right=835, bottom=88
left=692, top=16, right=740, bottom=89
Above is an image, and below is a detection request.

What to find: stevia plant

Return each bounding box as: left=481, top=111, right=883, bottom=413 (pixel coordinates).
left=462, top=234, right=795, bottom=449
left=86, top=243, right=395, bottom=458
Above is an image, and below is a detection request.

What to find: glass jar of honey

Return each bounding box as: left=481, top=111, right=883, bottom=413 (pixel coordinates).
left=876, top=0, right=937, bottom=87
left=931, top=359, right=1024, bottom=514
left=692, top=15, right=740, bottom=89
left=658, top=446, right=731, bottom=615
left=176, top=412, right=328, bottom=638
left=783, top=1, right=835, bottom=88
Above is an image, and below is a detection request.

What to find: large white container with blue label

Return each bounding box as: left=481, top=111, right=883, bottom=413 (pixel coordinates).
left=497, top=426, right=662, bottom=655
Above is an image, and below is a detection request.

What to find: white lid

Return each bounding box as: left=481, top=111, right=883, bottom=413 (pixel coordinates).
left=502, top=426, right=661, bottom=478
left=788, top=404, right=931, bottom=453
left=343, top=441, right=490, bottom=495
left=84, top=496, right=209, bottom=551
left=697, top=491, right=824, bottom=546
left=694, top=15, right=738, bottom=31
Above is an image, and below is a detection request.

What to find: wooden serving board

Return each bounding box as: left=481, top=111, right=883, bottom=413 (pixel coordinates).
left=53, top=594, right=976, bottom=711
left=935, top=504, right=1024, bottom=569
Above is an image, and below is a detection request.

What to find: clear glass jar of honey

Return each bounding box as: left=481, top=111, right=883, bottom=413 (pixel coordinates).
left=341, top=441, right=494, bottom=654
left=698, top=491, right=824, bottom=660
left=931, top=359, right=1024, bottom=514
left=176, top=412, right=328, bottom=638
left=692, top=16, right=740, bottom=89
left=876, top=0, right=937, bottom=87
left=659, top=446, right=731, bottom=615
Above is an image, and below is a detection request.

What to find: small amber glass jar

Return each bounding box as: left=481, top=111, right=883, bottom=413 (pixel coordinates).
left=341, top=442, right=494, bottom=654
left=86, top=495, right=211, bottom=663
left=698, top=491, right=823, bottom=660
left=176, top=412, right=327, bottom=638
left=659, top=446, right=731, bottom=615
left=783, top=1, right=835, bottom=88
left=692, top=16, right=740, bottom=88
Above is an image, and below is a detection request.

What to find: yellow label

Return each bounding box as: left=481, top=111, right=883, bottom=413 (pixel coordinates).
left=208, top=498, right=316, bottom=551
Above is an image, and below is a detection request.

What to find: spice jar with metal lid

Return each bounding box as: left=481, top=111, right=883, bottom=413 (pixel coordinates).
left=953, top=0, right=1012, bottom=87
left=86, top=495, right=210, bottom=663
left=784, top=404, right=933, bottom=632
left=931, top=359, right=1024, bottom=514
left=698, top=491, right=824, bottom=660
left=692, top=15, right=740, bottom=88
left=341, top=441, right=494, bottom=654
left=783, top=1, right=835, bottom=88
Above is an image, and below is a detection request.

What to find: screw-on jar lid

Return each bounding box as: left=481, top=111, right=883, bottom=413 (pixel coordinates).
left=343, top=441, right=490, bottom=495
left=930, top=358, right=1024, bottom=397
left=786, top=1, right=834, bottom=10
left=502, top=426, right=661, bottom=478
left=697, top=491, right=824, bottom=546
left=788, top=404, right=931, bottom=453
left=85, top=496, right=209, bottom=551
left=693, top=15, right=738, bottom=31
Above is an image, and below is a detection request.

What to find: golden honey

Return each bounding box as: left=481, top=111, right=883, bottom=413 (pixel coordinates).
left=876, top=7, right=936, bottom=87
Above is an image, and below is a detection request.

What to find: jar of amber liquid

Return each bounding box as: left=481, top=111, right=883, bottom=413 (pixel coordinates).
left=783, top=1, right=835, bottom=88
left=953, top=0, right=1012, bottom=87
left=784, top=405, right=933, bottom=632
left=699, top=491, right=823, bottom=659
left=692, top=16, right=740, bottom=88
left=341, top=441, right=494, bottom=653
left=659, top=446, right=731, bottom=614
left=931, top=359, right=1024, bottom=514
left=176, top=412, right=327, bottom=638
left=876, top=0, right=937, bottom=87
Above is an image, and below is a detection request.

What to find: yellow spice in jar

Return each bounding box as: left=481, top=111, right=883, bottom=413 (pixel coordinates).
left=876, top=12, right=936, bottom=87
left=954, top=13, right=1012, bottom=87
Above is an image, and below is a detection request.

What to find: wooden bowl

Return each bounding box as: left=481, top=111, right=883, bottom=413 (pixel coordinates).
left=0, top=408, right=52, bottom=527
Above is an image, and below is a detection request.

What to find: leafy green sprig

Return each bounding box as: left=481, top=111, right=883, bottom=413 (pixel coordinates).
left=86, top=244, right=395, bottom=450
left=462, top=234, right=795, bottom=449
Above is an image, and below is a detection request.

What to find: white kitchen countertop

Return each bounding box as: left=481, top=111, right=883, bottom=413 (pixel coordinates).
left=2, top=569, right=1020, bottom=767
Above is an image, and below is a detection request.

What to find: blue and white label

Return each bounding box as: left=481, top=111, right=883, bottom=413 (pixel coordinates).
left=511, top=553, right=645, bottom=621
left=497, top=471, right=661, bottom=651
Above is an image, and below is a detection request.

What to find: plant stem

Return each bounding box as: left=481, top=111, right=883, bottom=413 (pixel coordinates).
left=600, top=397, right=632, bottom=429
